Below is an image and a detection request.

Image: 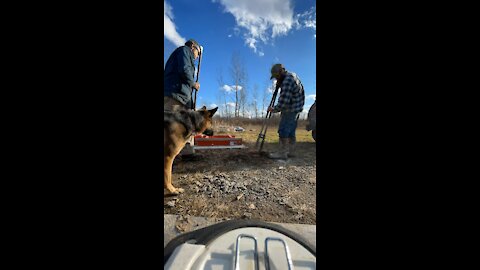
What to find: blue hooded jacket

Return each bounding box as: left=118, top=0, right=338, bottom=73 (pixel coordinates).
left=164, top=46, right=196, bottom=108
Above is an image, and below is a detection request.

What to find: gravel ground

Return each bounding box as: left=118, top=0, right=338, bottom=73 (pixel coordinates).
left=164, top=140, right=317, bottom=226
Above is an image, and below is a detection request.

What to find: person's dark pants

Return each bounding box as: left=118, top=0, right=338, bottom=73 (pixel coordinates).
left=278, top=111, right=300, bottom=138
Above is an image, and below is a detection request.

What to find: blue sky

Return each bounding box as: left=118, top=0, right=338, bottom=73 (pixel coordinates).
left=164, top=0, right=316, bottom=118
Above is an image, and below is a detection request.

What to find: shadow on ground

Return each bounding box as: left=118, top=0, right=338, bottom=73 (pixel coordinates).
left=172, top=142, right=316, bottom=174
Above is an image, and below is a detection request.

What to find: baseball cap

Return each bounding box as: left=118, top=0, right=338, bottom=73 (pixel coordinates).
left=185, top=39, right=201, bottom=52
left=270, top=63, right=285, bottom=79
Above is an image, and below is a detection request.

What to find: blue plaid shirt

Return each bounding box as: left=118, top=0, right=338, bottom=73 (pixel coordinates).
left=273, top=71, right=305, bottom=113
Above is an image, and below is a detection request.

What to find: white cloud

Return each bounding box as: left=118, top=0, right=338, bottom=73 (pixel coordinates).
left=294, top=6, right=316, bottom=31
left=267, top=83, right=276, bottom=93
left=306, top=94, right=316, bottom=101
left=245, top=37, right=258, bottom=52
left=213, top=0, right=295, bottom=55
left=213, top=1, right=316, bottom=54
left=304, top=20, right=316, bottom=29
left=226, top=102, right=236, bottom=107
left=228, top=34, right=232, bottom=38
left=210, top=103, right=218, bottom=108
left=265, top=79, right=279, bottom=93
left=164, top=1, right=186, bottom=47
left=221, top=84, right=243, bottom=92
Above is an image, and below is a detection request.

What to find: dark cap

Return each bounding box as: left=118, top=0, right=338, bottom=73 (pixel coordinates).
left=270, top=63, right=285, bottom=79
left=185, top=39, right=201, bottom=52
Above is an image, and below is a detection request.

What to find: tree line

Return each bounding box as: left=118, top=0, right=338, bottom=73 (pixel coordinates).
left=198, top=52, right=309, bottom=120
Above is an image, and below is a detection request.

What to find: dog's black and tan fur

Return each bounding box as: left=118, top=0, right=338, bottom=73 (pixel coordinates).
left=164, top=106, right=218, bottom=195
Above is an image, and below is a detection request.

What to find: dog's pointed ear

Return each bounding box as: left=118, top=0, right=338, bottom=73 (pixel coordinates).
left=209, top=107, right=218, bottom=116
left=201, top=106, right=207, bottom=111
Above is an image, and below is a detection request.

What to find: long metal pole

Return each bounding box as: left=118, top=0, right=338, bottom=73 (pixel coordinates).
left=255, top=83, right=280, bottom=152
left=192, top=46, right=203, bottom=111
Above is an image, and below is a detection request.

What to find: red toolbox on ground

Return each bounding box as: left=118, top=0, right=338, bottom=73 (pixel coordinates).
left=194, top=134, right=243, bottom=147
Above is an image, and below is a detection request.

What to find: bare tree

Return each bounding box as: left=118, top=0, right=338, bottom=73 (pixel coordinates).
left=239, top=84, right=248, bottom=118
left=251, top=84, right=259, bottom=118
left=230, top=52, right=247, bottom=117
left=216, top=68, right=229, bottom=118
left=261, top=81, right=270, bottom=118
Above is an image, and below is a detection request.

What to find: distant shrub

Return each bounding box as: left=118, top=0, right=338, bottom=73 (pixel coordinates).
left=213, top=116, right=309, bottom=130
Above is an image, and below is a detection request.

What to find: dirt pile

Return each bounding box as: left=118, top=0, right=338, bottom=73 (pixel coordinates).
left=164, top=128, right=316, bottom=225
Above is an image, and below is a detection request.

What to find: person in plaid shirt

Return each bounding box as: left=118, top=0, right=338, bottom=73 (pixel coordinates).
left=267, top=64, right=305, bottom=159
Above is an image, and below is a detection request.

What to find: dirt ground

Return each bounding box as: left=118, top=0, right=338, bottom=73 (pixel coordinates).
left=163, top=124, right=317, bottom=226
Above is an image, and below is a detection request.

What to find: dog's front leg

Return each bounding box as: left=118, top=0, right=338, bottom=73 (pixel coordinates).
left=164, top=156, right=184, bottom=195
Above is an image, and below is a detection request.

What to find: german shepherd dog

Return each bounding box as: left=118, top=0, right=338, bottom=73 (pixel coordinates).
left=164, top=106, right=218, bottom=195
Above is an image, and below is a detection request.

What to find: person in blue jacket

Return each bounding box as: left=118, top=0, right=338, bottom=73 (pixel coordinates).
left=164, top=39, right=201, bottom=111
left=164, top=39, right=202, bottom=157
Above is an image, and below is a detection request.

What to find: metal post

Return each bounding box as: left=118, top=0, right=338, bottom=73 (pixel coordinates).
left=255, top=82, right=280, bottom=152
left=192, top=45, right=203, bottom=111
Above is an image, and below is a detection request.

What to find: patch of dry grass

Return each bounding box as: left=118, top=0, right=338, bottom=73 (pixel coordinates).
left=214, top=124, right=315, bottom=144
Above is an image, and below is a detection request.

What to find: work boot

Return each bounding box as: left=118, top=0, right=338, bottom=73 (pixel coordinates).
left=268, top=138, right=289, bottom=159
left=287, top=137, right=296, bottom=158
